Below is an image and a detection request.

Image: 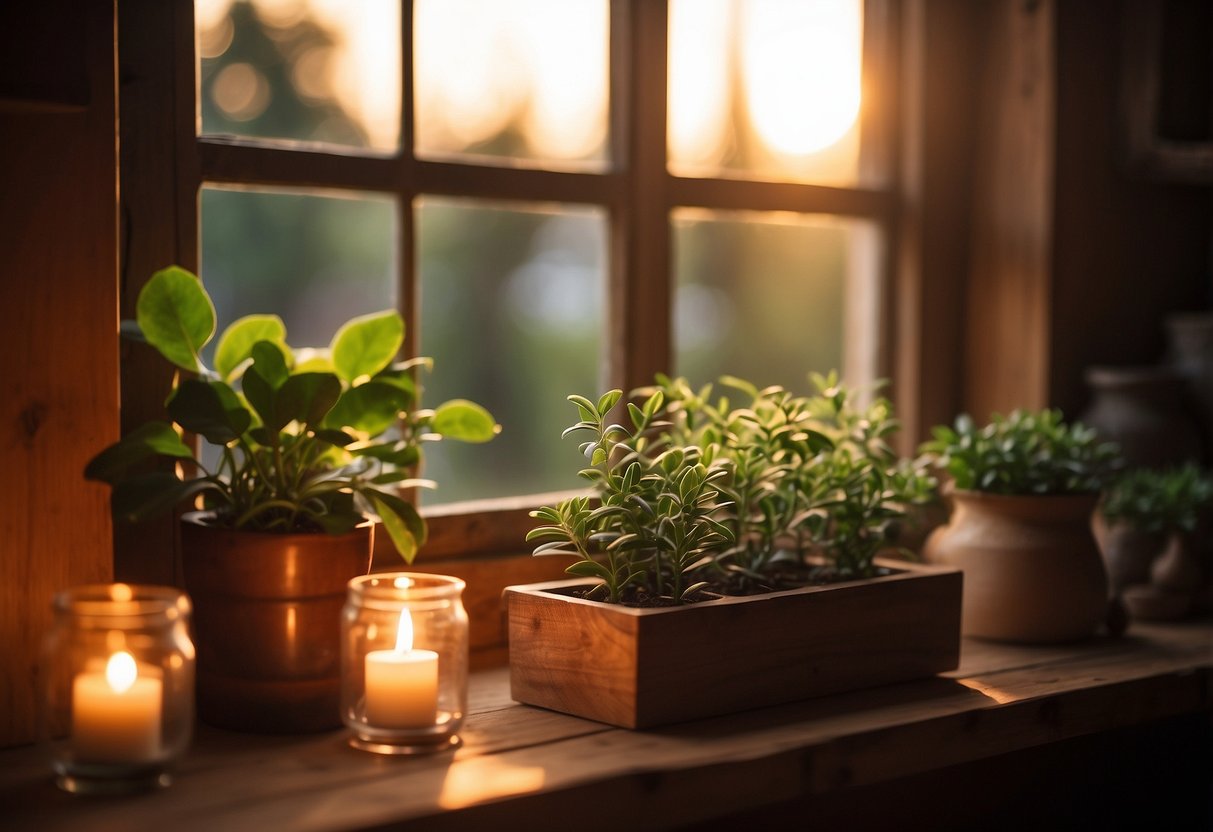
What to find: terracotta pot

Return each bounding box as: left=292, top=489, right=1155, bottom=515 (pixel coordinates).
left=924, top=491, right=1107, bottom=643
left=1081, top=365, right=1203, bottom=469
left=180, top=511, right=373, bottom=733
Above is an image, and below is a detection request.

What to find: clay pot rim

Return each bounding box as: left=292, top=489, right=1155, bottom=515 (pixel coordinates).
left=180, top=509, right=373, bottom=542
left=948, top=488, right=1100, bottom=518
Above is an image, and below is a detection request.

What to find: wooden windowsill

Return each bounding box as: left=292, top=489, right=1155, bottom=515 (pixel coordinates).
left=1, top=620, right=1209, bottom=830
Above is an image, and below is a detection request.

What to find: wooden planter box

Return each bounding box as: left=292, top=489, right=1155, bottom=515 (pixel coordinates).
left=505, top=560, right=962, bottom=729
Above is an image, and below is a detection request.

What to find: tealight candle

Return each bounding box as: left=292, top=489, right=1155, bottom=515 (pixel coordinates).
left=364, top=609, right=439, bottom=728
left=41, top=584, right=194, bottom=794
left=342, top=573, right=468, bottom=754
left=72, top=651, right=162, bottom=761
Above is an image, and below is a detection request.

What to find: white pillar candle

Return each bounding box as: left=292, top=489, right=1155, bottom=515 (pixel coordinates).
left=364, top=609, right=438, bottom=728
left=72, top=651, right=162, bottom=762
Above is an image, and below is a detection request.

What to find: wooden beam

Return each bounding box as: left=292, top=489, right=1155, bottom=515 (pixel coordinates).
left=964, top=0, right=1055, bottom=419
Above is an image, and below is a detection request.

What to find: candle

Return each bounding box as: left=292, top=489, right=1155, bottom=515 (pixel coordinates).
left=364, top=609, right=438, bottom=728
left=71, top=650, right=162, bottom=762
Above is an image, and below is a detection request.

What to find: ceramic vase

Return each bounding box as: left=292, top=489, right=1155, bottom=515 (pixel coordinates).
left=924, top=491, right=1107, bottom=643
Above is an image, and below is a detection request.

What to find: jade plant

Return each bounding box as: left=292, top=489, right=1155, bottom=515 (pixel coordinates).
left=85, top=266, right=498, bottom=561
left=1101, top=463, right=1213, bottom=535
left=919, top=409, right=1120, bottom=496
left=527, top=372, right=934, bottom=604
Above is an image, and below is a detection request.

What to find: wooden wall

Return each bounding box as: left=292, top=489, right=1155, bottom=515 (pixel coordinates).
left=0, top=1, right=119, bottom=747
left=1049, top=0, right=1212, bottom=417
left=959, top=0, right=1212, bottom=423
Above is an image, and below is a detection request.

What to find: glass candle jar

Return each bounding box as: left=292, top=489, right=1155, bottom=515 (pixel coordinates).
left=40, top=584, right=195, bottom=794
left=341, top=573, right=468, bottom=754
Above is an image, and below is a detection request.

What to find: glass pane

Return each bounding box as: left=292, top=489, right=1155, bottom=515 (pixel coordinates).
left=417, top=198, right=607, bottom=504
left=414, top=0, right=609, bottom=170
left=197, top=0, right=401, bottom=152
left=200, top=186, right=397, bottom=360
left=672, top=209, right=881, bottom=393
left=668, top=0, right=864, bottom=186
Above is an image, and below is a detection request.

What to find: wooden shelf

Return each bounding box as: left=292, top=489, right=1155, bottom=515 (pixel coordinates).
left=0, top=621, right=1209, bottom=830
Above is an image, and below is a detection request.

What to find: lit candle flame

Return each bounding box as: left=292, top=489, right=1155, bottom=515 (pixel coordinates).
left=105, top=651, right=138, bottom=694
left=394, top=609, right=414, bottom=654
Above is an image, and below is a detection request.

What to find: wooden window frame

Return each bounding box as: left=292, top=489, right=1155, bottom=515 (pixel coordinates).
left=117, top=0, right=906, bottom=578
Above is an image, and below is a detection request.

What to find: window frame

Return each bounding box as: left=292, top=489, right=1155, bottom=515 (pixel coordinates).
left=118, top=0, right=905, bottom=570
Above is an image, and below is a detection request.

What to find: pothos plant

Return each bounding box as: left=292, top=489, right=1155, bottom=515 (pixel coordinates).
left=85, top=266, right=499, bottom=562
left=526, top=372, right=935, bottom=605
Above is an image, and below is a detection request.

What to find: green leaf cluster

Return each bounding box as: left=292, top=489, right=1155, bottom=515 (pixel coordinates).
left=528, top=371, right=934, bottom=603
left=1101, top=463, right=1212, bottom=534
left=919, top=409, right=1120, bottom=496
left=85, top=266, right=499, bottom=562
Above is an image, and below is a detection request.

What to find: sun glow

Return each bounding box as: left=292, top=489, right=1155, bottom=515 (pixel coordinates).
left=198, top=0, right=862, bottom=176
left=741, top=0, right=862, bottom=156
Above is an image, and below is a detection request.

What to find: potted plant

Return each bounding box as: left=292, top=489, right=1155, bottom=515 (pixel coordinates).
left=506, top=374, right=961, bottom=729
left=920, top=409, right=1120, bottom=643
left=86, top=266, right=498, bottom=732
left=1098, top=463, right=1213, bottom=621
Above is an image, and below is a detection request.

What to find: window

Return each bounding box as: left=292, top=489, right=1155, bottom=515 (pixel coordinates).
left=122, top=0, right=900, bottom=560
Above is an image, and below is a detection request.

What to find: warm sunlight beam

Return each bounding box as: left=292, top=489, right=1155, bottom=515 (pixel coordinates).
left=741, top=0, right=863, bottom=156
left=668, top=0, right=733, bottom=166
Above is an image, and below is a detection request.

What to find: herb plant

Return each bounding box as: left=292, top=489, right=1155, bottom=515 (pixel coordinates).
left=85, top=266, right=498, bottom=562
left=920, top=409, right=1120, bottom=496
left=1101, top=463, right=1213, bottom=535
left=528, top=372, right=933, bottom=604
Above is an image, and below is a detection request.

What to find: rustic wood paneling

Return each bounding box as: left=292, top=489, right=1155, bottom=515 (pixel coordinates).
left=964, top=0, right=1056, bottom=420
left=1050, top=0, right=1212, bottom=418
left=0, top=0, right=118, bottom=747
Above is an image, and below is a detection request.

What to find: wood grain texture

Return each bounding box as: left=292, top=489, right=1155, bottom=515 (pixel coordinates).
left=0, top=622, right=1207, bottom=831
left=964, top=0, right=1055, bottom=419
left=0, top=0, right=118, bottom=748
left=506, top=561, right=963, bottom=728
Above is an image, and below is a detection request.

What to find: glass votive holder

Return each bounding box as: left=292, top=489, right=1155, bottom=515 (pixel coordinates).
left=341, top=573, right=468, bottom=755
left=40, top=584, right=195, bottom=794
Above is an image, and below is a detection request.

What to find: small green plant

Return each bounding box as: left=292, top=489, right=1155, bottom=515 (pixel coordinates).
left=528, top=372, right=933, bottom=603
left=920, top=409, right=1119, bottom=496
left=85, top=266, right=498, bottom=562
left=1101, top=463, right=1213, bottom=535
left=527, top=389, right=734, bottom=604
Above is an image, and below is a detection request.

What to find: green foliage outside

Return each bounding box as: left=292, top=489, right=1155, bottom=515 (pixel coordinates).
left=85, top=267, right=498, bottom=563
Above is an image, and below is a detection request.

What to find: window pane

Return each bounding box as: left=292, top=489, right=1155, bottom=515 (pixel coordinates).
left=672, top=209, right=881, bottom=393
left=417, top=198, right=607, bottom=505
left=200, top=186, right=397, bottom=359
left=667, top=0, right=864, bottom=186
left=197, top=0, right=401, bottom=152
left=414, top=0, right=609, bottom=170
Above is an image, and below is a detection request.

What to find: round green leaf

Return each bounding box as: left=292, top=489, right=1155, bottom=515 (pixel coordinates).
left=324, top=381, right=410, bottom=436
left=214, top=315, right=286, bottom=381
left=431, top=400, right=499, bottom=443
left=136, top=266, right=216, bottom=373
left=330, top=310, right=404, bottom=383
left=167, top=379, right=252, bottom=444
